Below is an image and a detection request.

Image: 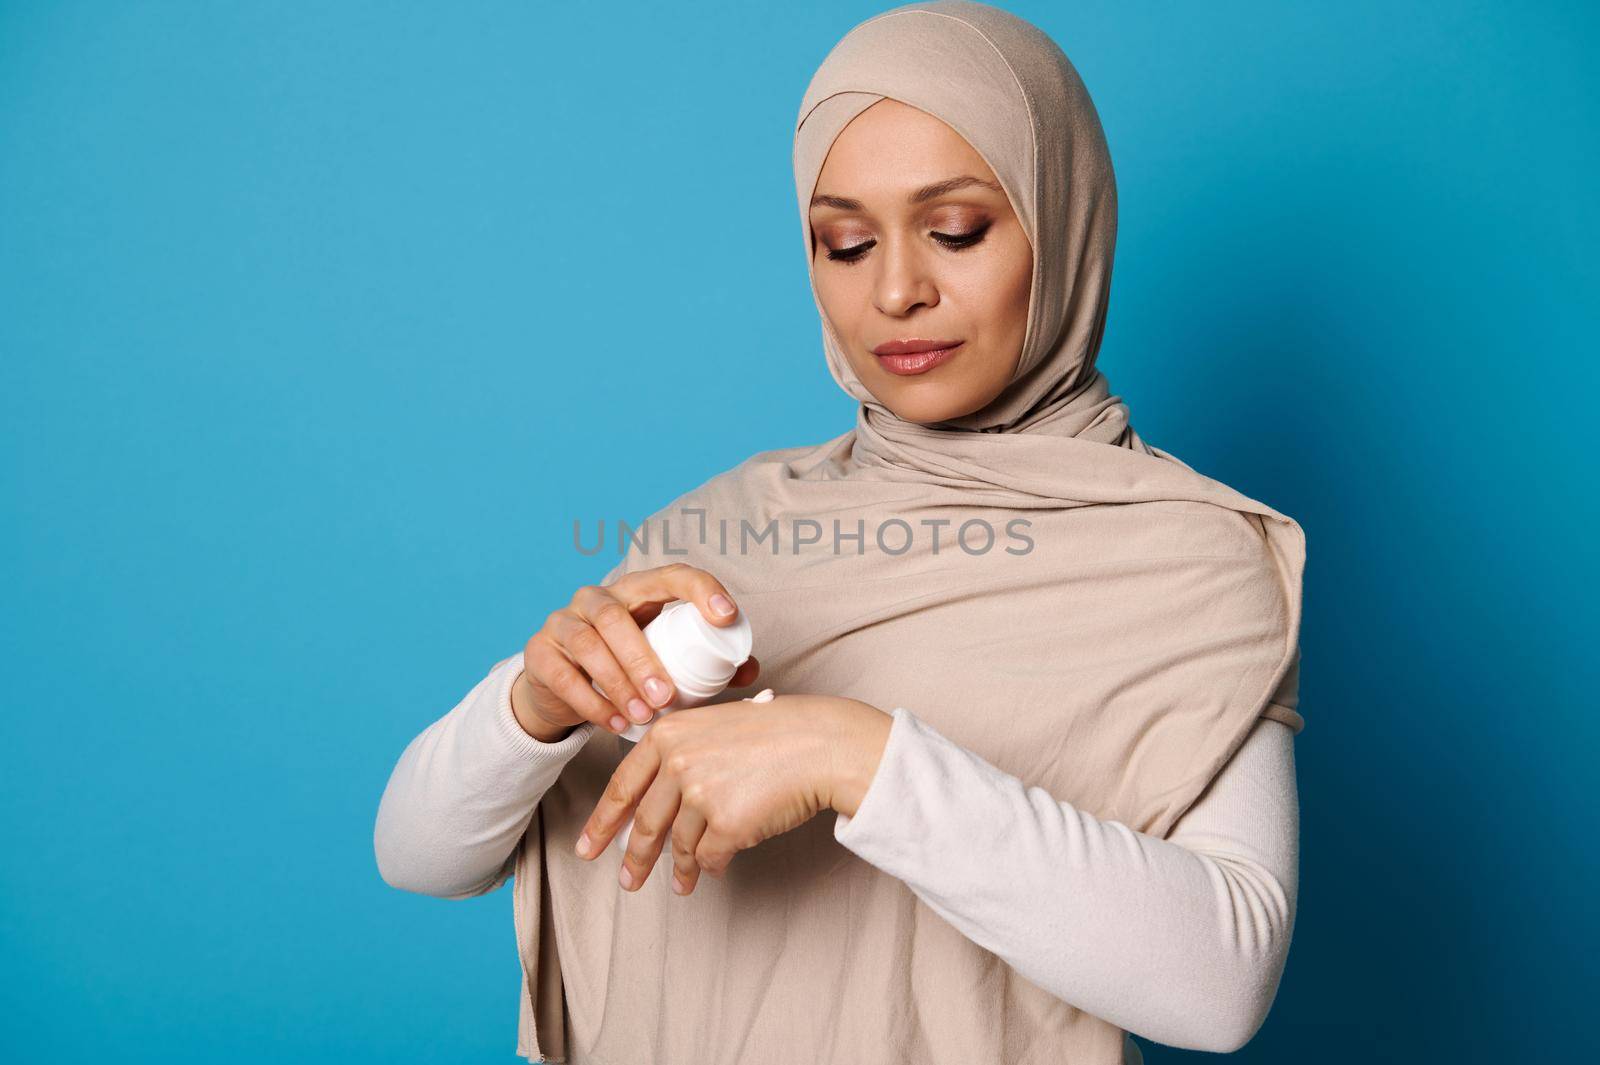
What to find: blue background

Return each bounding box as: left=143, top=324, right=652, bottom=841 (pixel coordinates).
left=3, top=1, right=1594, bottom=1061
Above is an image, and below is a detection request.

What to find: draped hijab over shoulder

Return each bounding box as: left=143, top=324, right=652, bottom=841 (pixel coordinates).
left=511, top=2, right=1306, bottom=1062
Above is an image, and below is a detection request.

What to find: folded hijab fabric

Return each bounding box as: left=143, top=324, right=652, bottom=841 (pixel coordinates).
left=512, top=2, right=1306, bottom=1061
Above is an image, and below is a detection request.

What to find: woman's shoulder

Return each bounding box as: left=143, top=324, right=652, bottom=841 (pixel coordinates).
left=734, top=431, right=855, bottom=477
left=616, top=432, right=853, bottom=540
left=1086, top=495, right=1284, bottom=572
left=669, top=431, right=858, bottom=498
left=1133, top=443, right=1307, bottom=559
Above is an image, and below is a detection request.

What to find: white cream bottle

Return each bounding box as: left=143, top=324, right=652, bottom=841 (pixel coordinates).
left=609, top=599, right=754, bottom=742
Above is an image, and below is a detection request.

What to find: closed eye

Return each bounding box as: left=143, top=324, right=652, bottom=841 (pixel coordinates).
left=825, top=223, right=992, bottom=265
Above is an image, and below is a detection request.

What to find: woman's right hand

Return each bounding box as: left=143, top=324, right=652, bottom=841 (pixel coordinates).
left=510, top=563, right=761, bottom=741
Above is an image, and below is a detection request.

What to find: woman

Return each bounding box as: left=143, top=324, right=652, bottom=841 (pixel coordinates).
left=374, top=2, right=1306, bottom=1063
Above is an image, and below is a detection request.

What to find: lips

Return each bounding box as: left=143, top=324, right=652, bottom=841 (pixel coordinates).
left=871, top=339, right=964, bottom=376
left=872, top=338, right=963, bottom=356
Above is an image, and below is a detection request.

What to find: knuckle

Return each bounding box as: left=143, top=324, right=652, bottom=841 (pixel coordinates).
left=592, top=600, right=632, bottom=630
left=681, top=779, right=708, bottom=805
left=586, top=659, right=624, bottom=692
left=537, top=650, right=576, bottom=686
left=567, top=625, right=604, bottom=657
left=538, top=635, right=570, bottom=661
left=623, top=645, right=661, bottom=675
left=663, top=750, right=692, bottom=777
left=629, top=818, right=658, bottom=845
left=524, top=638, right=552, bottom=674
left=590, top=670, right=623, bottom=699
left=603, top=775, right=631, bottom=809
left=529, top=636, right=562, bottom=666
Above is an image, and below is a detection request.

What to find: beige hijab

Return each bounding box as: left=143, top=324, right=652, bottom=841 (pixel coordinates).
left=512, top=2, right=1306, bottom=1062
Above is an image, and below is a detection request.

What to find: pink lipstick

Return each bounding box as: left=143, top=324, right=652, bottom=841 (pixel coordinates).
left=871, top=338, right=964, bottom=376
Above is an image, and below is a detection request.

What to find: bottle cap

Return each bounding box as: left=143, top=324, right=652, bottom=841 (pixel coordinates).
left=645, top=600, right=753, bottom=699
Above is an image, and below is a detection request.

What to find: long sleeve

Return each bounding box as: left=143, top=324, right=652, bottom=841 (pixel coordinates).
left=833, top=709, right=1298, bottom=1055
left=374, top=653, right=597, bottom=899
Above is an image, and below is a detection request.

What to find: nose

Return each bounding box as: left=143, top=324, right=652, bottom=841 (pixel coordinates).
left=872, top=234, right=939, bottom=318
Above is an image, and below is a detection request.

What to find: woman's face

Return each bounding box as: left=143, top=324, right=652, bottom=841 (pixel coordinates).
left=809, top=99, right=1033, bottom=424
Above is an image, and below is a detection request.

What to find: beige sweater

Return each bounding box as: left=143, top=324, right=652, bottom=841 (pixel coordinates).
left=375, top=655, right=1297, bottom=1059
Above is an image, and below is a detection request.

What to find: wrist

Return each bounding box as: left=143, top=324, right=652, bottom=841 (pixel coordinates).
left=511, top=670, right=579, bottom=744
left=824, top=699, right=893, bottom=818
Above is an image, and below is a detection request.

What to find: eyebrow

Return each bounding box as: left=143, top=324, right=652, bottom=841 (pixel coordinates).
left=810, top=174, right=1004, bottom=211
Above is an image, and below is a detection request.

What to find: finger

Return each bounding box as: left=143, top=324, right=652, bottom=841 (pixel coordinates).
left=550, top=600, right=655, bottom=723
left=575, top=734, right=662, bottom=860
left=571, top=584, right=675, bottom=713
left=729, top=655, right=760, bottom=690
left=696, top=823, right=744, bottom=880
left=527, top=634, right=630, bottom=735
left=669, top=804, right=709, bottom=895
left=616, top=563, right=742, bottom=629
left=618, top=774, right=682, bottom=892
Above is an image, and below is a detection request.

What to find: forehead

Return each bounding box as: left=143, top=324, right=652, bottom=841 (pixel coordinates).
left=814, top=98, right=1000, bottom=202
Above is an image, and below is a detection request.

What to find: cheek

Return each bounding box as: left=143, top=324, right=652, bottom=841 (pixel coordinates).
left=950, top=250, right=1029, bottom=345
left=813, top=268, right=865, bottom=348
left=963, top=243, right=1031, bottom=387
left=996, top=246, right=1033, bottom=366
left=999, top=240, right=1033, bottom=327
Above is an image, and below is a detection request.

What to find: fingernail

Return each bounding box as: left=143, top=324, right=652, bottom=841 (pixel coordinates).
left=644, top=677, right=671, bottom=706
left=672, top=874, right=687, bottom=894
left=709, top=593, right=735, bottom=617
left=627, top=697, right=653, bottom=724
left=619, top=865, right=634, bottom=890
left=609, top=714, right=628, bottom=732
left=575, top=832, right=591, bottom=858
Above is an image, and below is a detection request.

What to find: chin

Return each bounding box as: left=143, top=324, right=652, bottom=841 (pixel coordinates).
left=853, top=356, right=1008, bottom=426
left=878, top=389, right=991, bottom=425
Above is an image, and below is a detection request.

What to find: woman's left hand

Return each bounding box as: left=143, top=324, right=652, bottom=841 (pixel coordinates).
left=573, top=692, right=891, bottom=895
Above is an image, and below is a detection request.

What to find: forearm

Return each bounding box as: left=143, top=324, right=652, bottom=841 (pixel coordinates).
left=373, top=654, right=596, bottom=898
left=833, top=710, right=1298, bottom=1053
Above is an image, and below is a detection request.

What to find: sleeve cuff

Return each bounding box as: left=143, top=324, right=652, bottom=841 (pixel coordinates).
left=833, top=705, right=916, bottom=845
left=484, top=654, right=597, bottom=762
